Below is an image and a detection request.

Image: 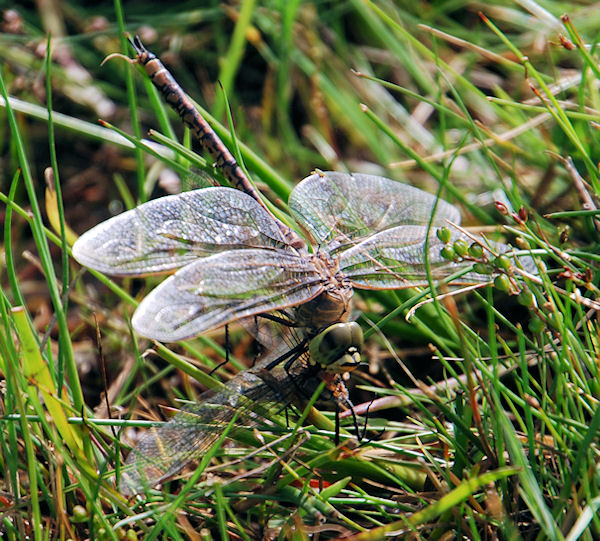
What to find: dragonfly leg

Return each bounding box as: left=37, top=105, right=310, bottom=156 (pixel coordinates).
left=357, top=399, right=386, bottom=447
left=209, top=324, right=230, bottom=375
left=264, top=339, right=308, bottom=371
left=258, top=312, right=299, bottom=327
left=333, top=399, right=360, bottom=445
left=335, top=404, right=340, bottom=445
left=250, top=316, right=263, bottom=367
left=348, top=403, right=361, bottom=443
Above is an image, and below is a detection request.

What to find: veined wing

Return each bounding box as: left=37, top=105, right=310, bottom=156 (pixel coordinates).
left=132, top=248, right=327, bottom=341
left=289, top=171, right=460, bottom=250
left=338, top=225, right=530, bottom=289
left=72, top=187, right=291, bottom=276
left=121, top=357, right=315, bottom=495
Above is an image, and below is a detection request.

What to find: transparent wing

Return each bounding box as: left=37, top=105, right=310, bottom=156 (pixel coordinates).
left=289, top=171, right=461, bottom=249
left=237, top=314, right=299, bottom=352
left=338, top=225, right=527, bottom=289
left=132, top=248, right=326, bottom=341
left=120, top=360, right=309, bottom=495
left=72, top=187, right=291, bottom=276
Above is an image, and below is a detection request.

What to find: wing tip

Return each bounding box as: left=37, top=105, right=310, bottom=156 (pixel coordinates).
left=71, top=234, right=99, bottom=270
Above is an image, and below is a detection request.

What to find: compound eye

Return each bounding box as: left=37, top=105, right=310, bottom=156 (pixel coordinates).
left=322, top=323, right=352, bottom=351
left=348, top=321, right=363, bottom=352
left=309, top=322, right=364, bottom=371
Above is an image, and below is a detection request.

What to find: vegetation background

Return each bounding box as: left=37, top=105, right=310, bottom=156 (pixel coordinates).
left=1, top=0, right=599, bottom=539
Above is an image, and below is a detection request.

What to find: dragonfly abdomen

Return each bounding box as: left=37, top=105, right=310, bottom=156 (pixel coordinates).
left=130, top=37, right=306, bottom=250
left=132, top=38, right=251, bottom=196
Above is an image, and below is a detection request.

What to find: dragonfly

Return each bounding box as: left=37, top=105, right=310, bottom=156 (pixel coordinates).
left=72, top=170, right=531, bottom=494
left=73, top=38, right=535, bottom=494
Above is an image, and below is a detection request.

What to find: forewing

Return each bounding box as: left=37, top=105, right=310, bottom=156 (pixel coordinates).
left=72, top=187, right=290, bottom=276
left=338, top=225, right=530, bottom=289
left=289, top=171, right=461, bottom=249
left=132, top=248, right=326, bottom=341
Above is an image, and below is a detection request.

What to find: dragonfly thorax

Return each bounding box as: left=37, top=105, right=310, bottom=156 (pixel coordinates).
left=293, top=252, right=353, bottom=329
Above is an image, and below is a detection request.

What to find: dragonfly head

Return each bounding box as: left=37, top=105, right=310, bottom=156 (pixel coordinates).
left=309, top=322, right=363, bottom=373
